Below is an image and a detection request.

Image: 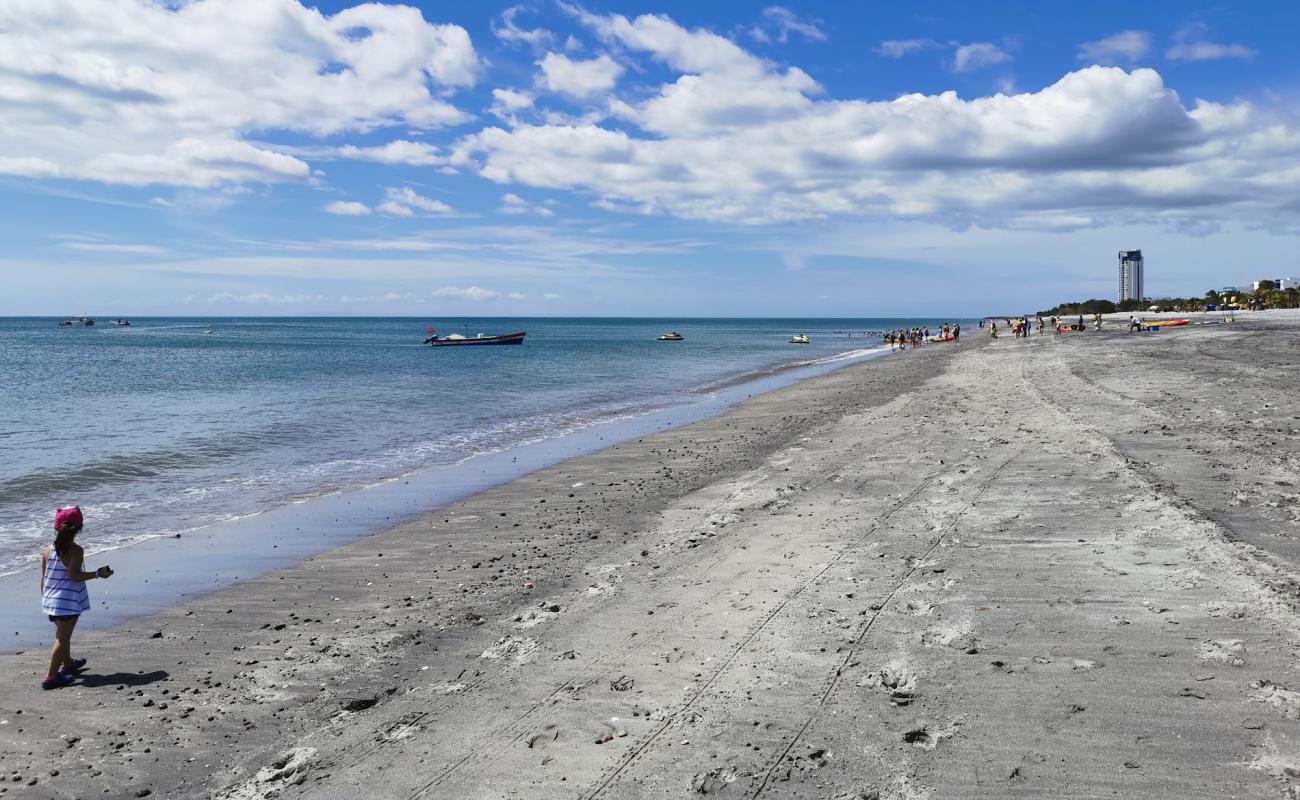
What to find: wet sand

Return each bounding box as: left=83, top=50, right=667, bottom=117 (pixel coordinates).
left=2, top=317, right=1298, bottom=799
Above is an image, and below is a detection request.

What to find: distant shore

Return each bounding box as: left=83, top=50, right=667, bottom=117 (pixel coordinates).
left=3, top=315, right=1299, bottom=799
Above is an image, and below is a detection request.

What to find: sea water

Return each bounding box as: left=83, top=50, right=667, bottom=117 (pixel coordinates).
left=0, top=316, right=958, bottom=574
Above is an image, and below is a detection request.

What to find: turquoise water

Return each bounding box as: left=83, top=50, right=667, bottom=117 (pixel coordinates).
left=0, top=316, right=959, bottom=573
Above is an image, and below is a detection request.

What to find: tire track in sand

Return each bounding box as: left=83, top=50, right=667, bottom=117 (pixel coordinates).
left=746, top=446, right=1020, bottom=799
left=581, top=464, right=957, bottom=800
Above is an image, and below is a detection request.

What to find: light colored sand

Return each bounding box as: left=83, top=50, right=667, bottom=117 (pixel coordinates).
left=2, top=316, right=1299, bottom=799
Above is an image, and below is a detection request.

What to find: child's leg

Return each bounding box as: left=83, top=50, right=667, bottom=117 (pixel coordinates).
left=46, top=617, right=77, bottom=676
left=59, top=616, right=79, bottom=672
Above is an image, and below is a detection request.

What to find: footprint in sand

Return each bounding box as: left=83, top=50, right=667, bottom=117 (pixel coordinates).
left=527, top=724, right=560, bottom=749
left=480, top=635, right=539, bottom=663
left=1251, top=681, right=1300, bottom=720
left=1197, top=639, right=1246, bottom=666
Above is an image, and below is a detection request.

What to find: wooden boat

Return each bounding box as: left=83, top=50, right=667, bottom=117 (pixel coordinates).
left=657, top=331, right=684, bottom=341
left=424, top=331, right=526, bottom=347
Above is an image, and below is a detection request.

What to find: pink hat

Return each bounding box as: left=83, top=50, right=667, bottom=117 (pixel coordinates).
left=54, top=506, right=83, bottom=532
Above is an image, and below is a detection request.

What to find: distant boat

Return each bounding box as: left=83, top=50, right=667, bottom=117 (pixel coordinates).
left=788, top=334, right=809, bottom=344
left=657, top=331, right=684, bottom=341
left=58, top=316, right=94, bottom=327
left=424, top=331, right=526, bottom=347
left=112, top=319, right=131, bottom=327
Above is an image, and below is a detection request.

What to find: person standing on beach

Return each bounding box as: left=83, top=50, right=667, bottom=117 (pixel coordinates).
left=990, top=321, right=998, bottom=339
left=952, top=322, right=960, bottom=341
left=40, top=506, right=113, bottom=690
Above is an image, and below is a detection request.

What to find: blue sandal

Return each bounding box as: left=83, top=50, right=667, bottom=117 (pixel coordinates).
left=41, top=672, right=75, bottom=690
left=66, top=657, right=87, bottom=674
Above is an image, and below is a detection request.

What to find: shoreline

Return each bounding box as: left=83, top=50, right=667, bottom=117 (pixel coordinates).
left=0, top=341, right=895, bottom=650
left=3, top=318, right=1297, bottom=799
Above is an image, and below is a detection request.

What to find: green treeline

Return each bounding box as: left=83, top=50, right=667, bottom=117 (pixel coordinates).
left=1038, top=285, right=1300, bottom=317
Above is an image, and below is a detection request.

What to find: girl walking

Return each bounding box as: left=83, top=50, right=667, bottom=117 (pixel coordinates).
left=40, top=506, right=113, bottom=689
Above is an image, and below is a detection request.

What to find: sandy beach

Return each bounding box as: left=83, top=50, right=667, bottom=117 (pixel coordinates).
left=3, top=314, right=1299, bottom=800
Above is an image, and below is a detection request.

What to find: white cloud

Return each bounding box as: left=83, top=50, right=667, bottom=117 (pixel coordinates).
left=340, top=292, right=425, bottom=304
left=377, top=187, right=454, bottom=217
left=508, top=292, right=526, bottom=300
left=325, top=200, right=372, bottom=216
left=376, top=201, right=415, bottom=217
left=875, top=39, right=941, bottom=58
left=455, top=11, right=1300, bottom=232
left=206, top=292, right=325, bottom=305
left=0, top=0, right=479, bottom=187
left=60, top=242, right=170, bottom=256
left=543, top=292, right=562, bottom=300
left=751, top=7, right=826, bottom=44
left=337, top=140, right=443, bottom=166
left=500, top=193, right=555, bottom=217
left=491, top=88, right=536, bottom=120
left=432, top=285, right=501, bottom=301
left=1077, top=30, right=1151, bottom=64
left=952, top=42, right=1011, bottom=72
left=1166, top=41, right=1257, bottom=61
left=493, top=6, right=553, bottom=49
left=538, top=52, right=624, bottom=99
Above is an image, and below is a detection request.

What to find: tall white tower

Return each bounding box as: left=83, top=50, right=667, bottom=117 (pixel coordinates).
left=1118, top=250, right=1144, bottom=302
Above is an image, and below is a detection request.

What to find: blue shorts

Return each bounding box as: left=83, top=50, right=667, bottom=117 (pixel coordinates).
left=48, top=614, right=79, bottom=622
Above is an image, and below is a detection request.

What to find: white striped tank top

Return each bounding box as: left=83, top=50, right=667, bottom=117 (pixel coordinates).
left=42, top=547, right=90, bottom=617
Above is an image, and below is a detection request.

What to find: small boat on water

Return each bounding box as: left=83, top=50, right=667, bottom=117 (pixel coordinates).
left=112, top=319, right=131, bottom=327
left=58, top=316, right=95, bottom=327
left=788, top=334, right=810, bottom=344
left=657, top=331, right=684, bottom=341
left=424, top=331, right=526, bottom=347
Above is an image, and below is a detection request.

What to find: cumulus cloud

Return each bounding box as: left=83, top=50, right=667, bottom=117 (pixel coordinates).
left=952, top=42, right=1012, bottom=72
left=538, top=52, right=624, bottom=99
left=432, top=286, right=501, bottom=301
left=493, top=6, right=553, bottom=49
left=453, top=11, right=1300, bottom=230
left=207, top=292, right=325, bottom=305
left=750, top=7, right=827, bottom=44
left=1077, top=30, right=1152, bottom=64
left=336, top=140, right=443, bottom=166
left=325, top=200, right=372, bottom=216
left=491, top=88, right=536, bottom=120
left=875, top=39, right=941, bottom=58
left=0, top=0, right=479, bottom=187
left=500, top=193, right=556, bottom=217
left=377, top=187, right=454, bottom=217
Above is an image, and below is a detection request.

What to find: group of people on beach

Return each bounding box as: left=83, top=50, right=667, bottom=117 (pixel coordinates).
left=982, top=313, right=1104, bottom=338
left=884, top=323, right=961, bottom=349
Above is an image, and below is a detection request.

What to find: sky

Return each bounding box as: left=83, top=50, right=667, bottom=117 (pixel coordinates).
left=2, top=0, right=1298, bottom=317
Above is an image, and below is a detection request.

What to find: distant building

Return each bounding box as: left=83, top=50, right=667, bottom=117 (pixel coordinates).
left=1221, top=286, right=1240, bottom=295
left=1118, top=250, right=1144, bottom=302
left=1250, top=278, right=1300, bottom=291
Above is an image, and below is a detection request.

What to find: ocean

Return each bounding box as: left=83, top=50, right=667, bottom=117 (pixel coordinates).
left=0, top=316, right=960, bottom=574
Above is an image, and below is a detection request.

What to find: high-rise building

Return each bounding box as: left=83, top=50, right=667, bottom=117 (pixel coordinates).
left=1118, top=250, right=1144, bottom=302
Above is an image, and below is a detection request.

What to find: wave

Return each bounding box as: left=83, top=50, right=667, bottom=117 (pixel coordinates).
left=0, top=421, right=313, bottom=499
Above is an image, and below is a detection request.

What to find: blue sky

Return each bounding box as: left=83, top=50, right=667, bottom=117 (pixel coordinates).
left=2, top=0, right=1298, bottom=316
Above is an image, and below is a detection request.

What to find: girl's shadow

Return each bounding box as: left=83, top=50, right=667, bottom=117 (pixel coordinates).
left=79, top=670, right=169, bottom=688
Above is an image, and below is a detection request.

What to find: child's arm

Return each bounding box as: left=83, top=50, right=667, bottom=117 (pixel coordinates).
left=39, top=546, right=48, bottom=594
left=63, top=545, right=101, bottom=582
